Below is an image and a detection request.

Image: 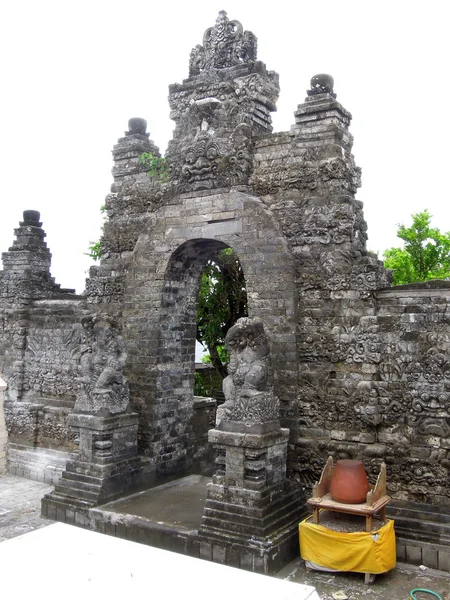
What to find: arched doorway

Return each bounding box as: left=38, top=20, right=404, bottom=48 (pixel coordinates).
left=123, top=192, right=299, bottom=480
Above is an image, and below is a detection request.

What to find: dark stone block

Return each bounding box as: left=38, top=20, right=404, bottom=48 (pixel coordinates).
left=212, top=544, right=227, bottom=564
left=438, top=550, right=450, bottom=572
left=406, top=545, right=422, bottom=565
left=199, top=541, right=212, bottom=561
left=226, top=545, right=241, bottom=568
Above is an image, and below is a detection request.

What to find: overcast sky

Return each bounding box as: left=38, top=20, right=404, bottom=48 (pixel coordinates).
left=1, top=0, right=449, bottom=294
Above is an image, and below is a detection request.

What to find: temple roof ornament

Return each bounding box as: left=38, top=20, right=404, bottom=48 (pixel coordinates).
left=189, top=11, right=257, bottom=77
left=307, top=74, right=337, bottom=98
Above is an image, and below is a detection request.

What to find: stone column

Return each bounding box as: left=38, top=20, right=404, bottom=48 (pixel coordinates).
left=41, top=315, right=146, bottom=525
left=198, top=318, right=306, bottom=574
left=0, top=377, right=7, bottom=472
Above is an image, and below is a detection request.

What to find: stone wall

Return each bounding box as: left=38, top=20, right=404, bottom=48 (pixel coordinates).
left=0, top=377, right=7, bottom=472
left=2, top=299, right=84, bottom=452
left=294, top=282, right=450, bottom=507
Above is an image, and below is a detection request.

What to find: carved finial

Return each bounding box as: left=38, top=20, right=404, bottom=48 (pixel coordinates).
left=307, top=74, right=336, bottom=98
left=22, top=210, right=41, bottom=225
left=189, top=11, right=257, bottom=76
left=126, top=117, right=148, bottom=137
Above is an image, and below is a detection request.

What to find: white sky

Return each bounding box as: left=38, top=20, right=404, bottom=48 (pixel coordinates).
left=1, top=0, right=449, bottom=294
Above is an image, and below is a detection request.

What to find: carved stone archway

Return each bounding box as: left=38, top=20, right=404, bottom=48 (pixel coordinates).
left=123, top=191, right=299, bottom=477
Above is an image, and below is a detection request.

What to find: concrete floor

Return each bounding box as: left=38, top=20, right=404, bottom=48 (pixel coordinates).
left=1, top=472, right=449, bottom=599
left=0, top=473, right=52, bottom=542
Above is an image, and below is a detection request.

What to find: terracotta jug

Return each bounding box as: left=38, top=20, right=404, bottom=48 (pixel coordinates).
left=330, top=459, right=370, bottom=504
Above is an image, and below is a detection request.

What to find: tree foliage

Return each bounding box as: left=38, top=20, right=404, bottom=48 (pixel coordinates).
left=139, top=152, right=168, bottom=182
left=196, top=248, right=247, bottom=379
left=85, top=205, right=106, bottom=261
left=383, top=210, right=450, bottom=285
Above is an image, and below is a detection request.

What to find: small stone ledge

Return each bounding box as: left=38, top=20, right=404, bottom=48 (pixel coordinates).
left=7, top=443, right=70, bottom=485
left=396, top=537, right=450, bottom=572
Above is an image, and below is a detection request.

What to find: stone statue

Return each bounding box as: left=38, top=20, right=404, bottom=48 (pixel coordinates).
left=75, top=315, right=129, bottom=415
left=216, top=317, right=279, bottom=427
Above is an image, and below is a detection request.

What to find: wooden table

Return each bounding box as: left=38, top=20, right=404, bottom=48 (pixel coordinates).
left=307, top=493, right=391, bottom=533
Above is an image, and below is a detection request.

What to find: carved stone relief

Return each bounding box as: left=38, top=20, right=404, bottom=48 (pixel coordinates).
left=74, top=315, right=129, bottom=415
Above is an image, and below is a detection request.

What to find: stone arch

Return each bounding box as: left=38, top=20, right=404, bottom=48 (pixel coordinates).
left=123, top=191, right=298, bottom=476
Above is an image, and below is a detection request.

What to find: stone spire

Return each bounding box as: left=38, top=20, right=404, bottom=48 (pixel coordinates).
left=291, top=73, right=354, bottom=154
left=167, top=12, right=279, bottom=194
left=2, top=210, right=51, bottom=274
left=0, top=210, right=74, bottom=304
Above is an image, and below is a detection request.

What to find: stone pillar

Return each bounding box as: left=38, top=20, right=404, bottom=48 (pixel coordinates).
left=41, top=316, right=146, bottom=523
left=42, top=412, right=142, bottom=511
left=0, top=377, right=7, bottom=472
left=198, top=318, right=306, bottom=574
left=84, top=118, right=161, bottom=304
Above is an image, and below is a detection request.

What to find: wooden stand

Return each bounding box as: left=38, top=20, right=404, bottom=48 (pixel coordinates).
left=306, top=457, right=392, bottom=584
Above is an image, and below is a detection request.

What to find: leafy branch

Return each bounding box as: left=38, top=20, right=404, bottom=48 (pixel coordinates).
left=139, top=152, right=169, bottom=183
left=85, top=205, right=106, bottom=262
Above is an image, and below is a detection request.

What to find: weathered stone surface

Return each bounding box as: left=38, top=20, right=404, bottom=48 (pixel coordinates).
left=216, top=317, right=279, bottom=430
left=0, top=377, right=7, bottom=472
left=1, top=9, right=450, bottom=573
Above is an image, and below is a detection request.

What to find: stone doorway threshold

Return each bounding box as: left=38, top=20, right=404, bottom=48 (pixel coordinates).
left=89, top=474, right=211, bottom=558
left=98, top=474, right=209, bottom=529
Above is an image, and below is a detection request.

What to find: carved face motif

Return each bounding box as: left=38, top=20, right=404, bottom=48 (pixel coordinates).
left=181, top=138, right=224, bottom=190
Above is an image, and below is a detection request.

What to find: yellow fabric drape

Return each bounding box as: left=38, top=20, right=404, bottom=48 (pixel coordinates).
left=299, top=517, right=396, bottom=574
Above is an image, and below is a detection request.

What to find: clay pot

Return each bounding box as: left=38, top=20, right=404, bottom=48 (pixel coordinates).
left=330, top=459, right=370, bottom=504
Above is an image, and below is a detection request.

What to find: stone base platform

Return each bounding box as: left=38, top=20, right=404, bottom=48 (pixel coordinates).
left=42, top=474, right=308, bottom=574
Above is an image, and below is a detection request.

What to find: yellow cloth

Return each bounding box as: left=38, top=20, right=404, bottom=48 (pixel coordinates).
left=299, top=516, right=396, bottom=574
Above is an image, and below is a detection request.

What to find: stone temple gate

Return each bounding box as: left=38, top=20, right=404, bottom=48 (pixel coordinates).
left=1, top=11, right=450, bottom=573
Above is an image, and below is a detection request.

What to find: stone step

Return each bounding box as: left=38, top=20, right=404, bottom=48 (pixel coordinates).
left=59, top=469, right=103, bottom=487
left=388, top=501, right=450, bottom=525
left=202, top=496, right=303, bottom=538
left=53, top=482, right=100, bottom=503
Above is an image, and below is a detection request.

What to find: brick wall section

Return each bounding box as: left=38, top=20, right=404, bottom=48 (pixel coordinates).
left=373, top=284, right=450, bottom=505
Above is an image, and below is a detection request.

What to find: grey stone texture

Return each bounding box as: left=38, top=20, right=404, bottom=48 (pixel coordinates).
left=1, top=10, right=450, bottom=571
left=0, top=378, right=7, bottom=472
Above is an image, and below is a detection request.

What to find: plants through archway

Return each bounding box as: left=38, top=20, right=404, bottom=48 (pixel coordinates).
left=196, top=248, right=248, bottom=381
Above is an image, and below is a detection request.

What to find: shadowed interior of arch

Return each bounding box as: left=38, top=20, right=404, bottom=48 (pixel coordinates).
left=156, top=238, right=248, bottom=476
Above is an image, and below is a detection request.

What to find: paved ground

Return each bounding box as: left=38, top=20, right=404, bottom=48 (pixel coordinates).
left=0, top=474, right=52, bottom=542
left=277, top=557, right=450, bottom=599
left=0, top=473, right=449, bottom=599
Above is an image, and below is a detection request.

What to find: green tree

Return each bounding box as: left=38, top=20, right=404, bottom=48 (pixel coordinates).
left=383, top=210, right=450, bottom=285
left=197, top=248, right=247, bottom=379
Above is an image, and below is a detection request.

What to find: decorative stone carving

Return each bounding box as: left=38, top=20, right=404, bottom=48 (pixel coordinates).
left=189, top=11, right=257, bottom=76
left=172, top=123, right=253, bottom=192
left=216, top=317, right=279, bottom=429
left=126, top=117, right=148, bottom=137
left=74, top=315, right=129, bottom=415
left=307, top=74, right=337, bottom=98
left=252, top=150, right=361, bottom=196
